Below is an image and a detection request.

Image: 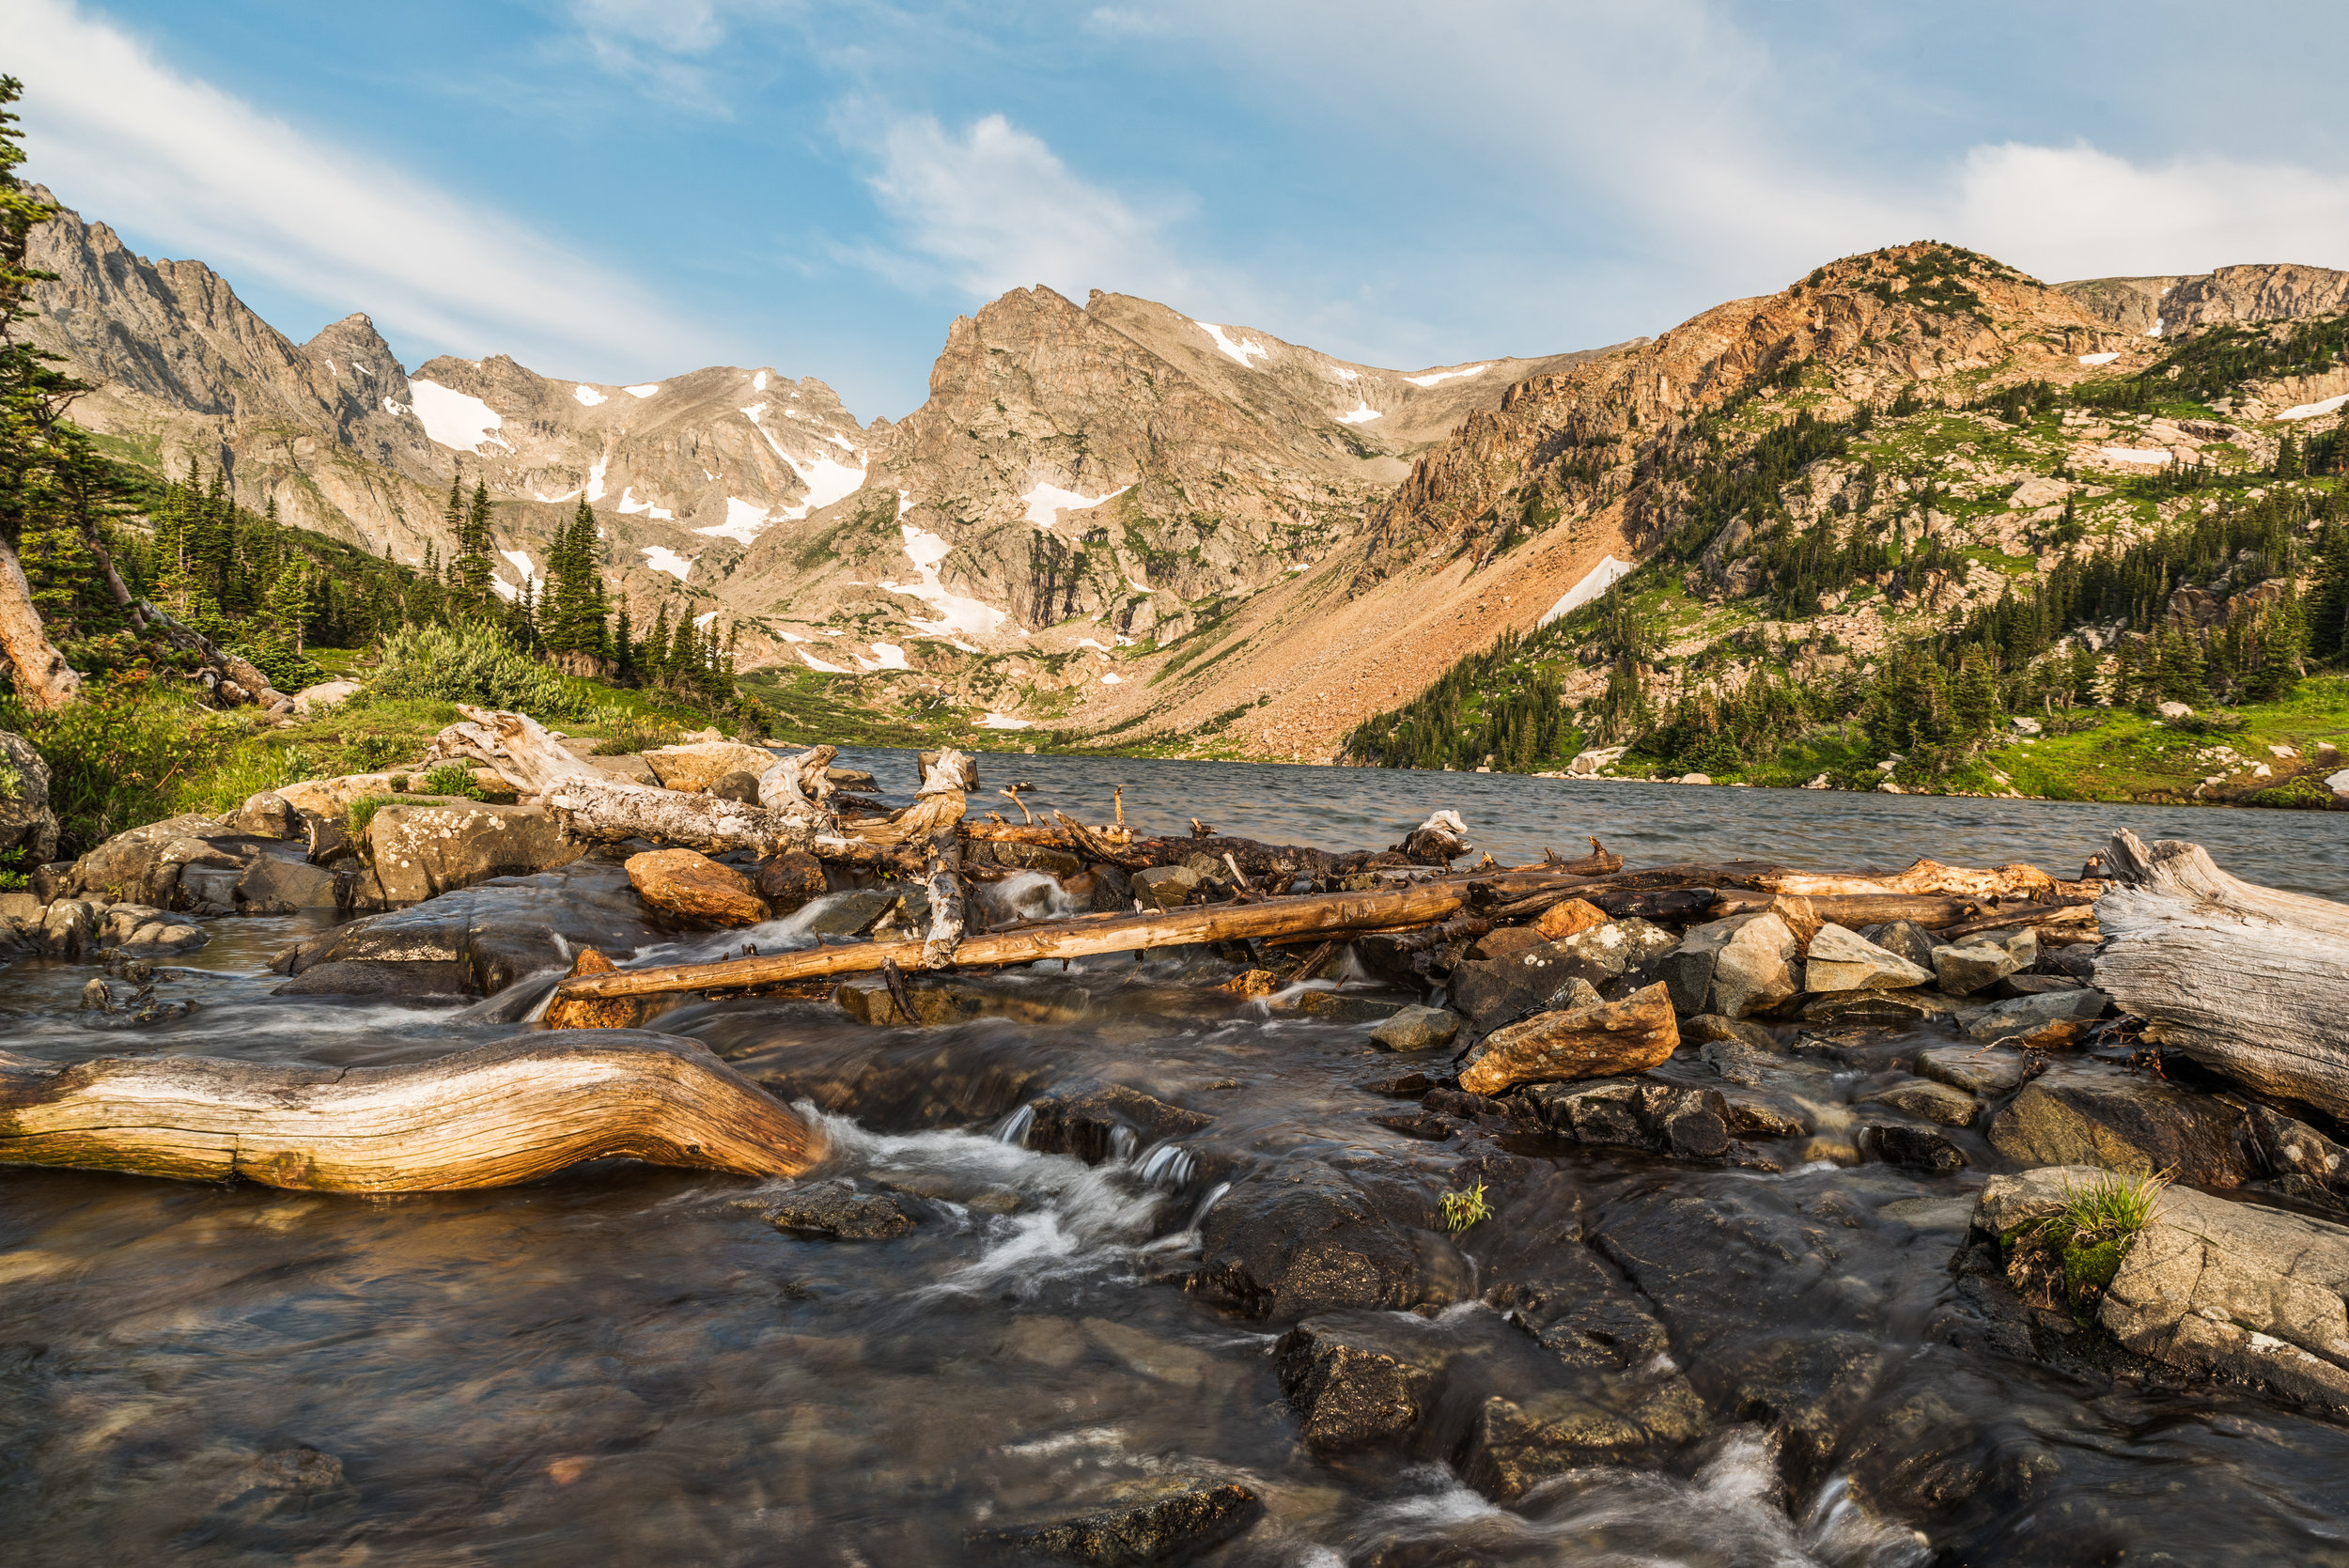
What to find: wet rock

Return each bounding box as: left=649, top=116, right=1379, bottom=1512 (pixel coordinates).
left=1132, top=864, right=1202, bottom=910
left=993, top=841, right=1084, bottom=877
left=58, top=814, right=245, bottom=909
left=1859, top=919, right=1939, bottom=971
left=1459, top=983, right=1678, bottom=1094
left=1460, top=1381, right=1709, bottom=1501
left=1295, top=990, right=1405, bottom=1024
left=223, top=789, right=300, bottom=839
left=1698, top=1036, right=1775, bottom=1086
left=242, top=1444, right=345, bottom=1495
left=641, top=740, right=776, bottom=793
left=1370, top=1004, right=1460, bottom=1052
left=541, top=947, right=650, bottom=1030
left=1719, top=1091, right=1811, bottom=1140
left=1189, top=1164, right=1470, bottom=1319
left=1801, top=990, right=1952, bottom=1031
left=275, top=860, right=675, bottom=997
left=625, top=847, right=770, bottom=927
left=1915, top=1044, right=2030, bottom=1095
left=234, top=855, right=342, bottom=914
left=1803, top=923, right=1932, bottom=992
left=970, top=1478, right=1261, bottom=1565
left=1979, top=1166, right=2349, bottom=1412
left=1987, top=1063, right=2253, bottom=1185
left=755, top=1179, right=919, bottom=1240
left=96, top=903, right=164, bottom=946
left=801, top=887, right=901, bottom=937
left=1471, top=924, right=1548, bottom=961
left=1370, top=1110, right=1455, bottom=1141
left=1363, top=1072, right=1434, bottom=1096
left=1859, top=1079, right=1981, bottom=1126
left=1932, top=928, right=2038, bottom=997
left=38, top=898, right=95, bottom=958
left=752, top=849, right=829, bottom=912
left=1680, top=1013, right=1778, bottom=1051
left=1274, top=1312, right=1448, bottom=1451
left=1025, top=1083, right=1212, bottom=1164
left=1965, top=986, right=2109, bottom=1044
left=2243, top=1102, right=2349, bottom=1211
left=122, top=920, right=206, bottom=956
left=1088, top=863, right=1134, bottom=913
left=1532, top=896, right=1610, bottom=941
left=1866, top=1123, right=1968, bottom=1171
left=0, top=729, right=59, bottom=866
left=367, top=800, right=582, bottom=906
left=1993, top=972, right=2086, bottom=1001
left=1515, top=1077, right=1733, bottom=1161
left=708, top=769, right=762, bottom=804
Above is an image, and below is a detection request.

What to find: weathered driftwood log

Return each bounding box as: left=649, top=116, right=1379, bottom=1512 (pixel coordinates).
left=1458, top=983, right=1679, bottom=1095
left=1568, top=858, right=2057, bottom=901
left=1708, top=890, right=1987, bottom=928
left=758, top=743, right=838, bottom=814
left=0, top=1032, right=825, bottom=1190
left=549, top=877, right=1501, bottom=1008
left=428, top=706, right=826, bottom=856
left=922, top=829, right=966, bottom=970
left=1934, top=900, right=2098, bottom=941
left=2094, top=830, right=2349, bottom=1121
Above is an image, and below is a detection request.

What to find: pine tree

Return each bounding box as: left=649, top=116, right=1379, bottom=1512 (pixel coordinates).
left=260, top=554, right=313, bottom=653
left=644, top=602, right=672, bottom=684
left=448, top=479, right=495, bottom=613
left=1952, top=646, right=1999, bottom=740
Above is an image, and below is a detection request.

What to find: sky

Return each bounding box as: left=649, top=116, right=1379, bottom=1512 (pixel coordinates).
left=8, top=0, right=2348, bottom=422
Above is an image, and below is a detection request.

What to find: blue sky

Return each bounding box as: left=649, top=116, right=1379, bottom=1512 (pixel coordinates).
left=10, top=0, right=2348, bottom=421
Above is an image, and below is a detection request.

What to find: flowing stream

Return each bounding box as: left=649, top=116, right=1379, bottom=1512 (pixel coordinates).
left=5, top=758, right=2349, bottom=1565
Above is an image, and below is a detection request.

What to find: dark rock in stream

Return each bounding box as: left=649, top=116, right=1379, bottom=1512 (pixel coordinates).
left=1188, top=1164, right=1470, bottom=1319
left=1024, top=1084, right=1212, bottom=1164
left=1513, top=1078, right=1736, bottom=1163
left=1864, top=1122, right=1970, bottom=1172
left=1276, top=1313, right=1448, bottom=1452
left=273, top=860, right=681, bottom=997
left=752, top=1180, right=919, bottom=1240
left=970, top=1478, right=1262, bottom=1565
left=1986, top=1061, right=2254, bottom=1186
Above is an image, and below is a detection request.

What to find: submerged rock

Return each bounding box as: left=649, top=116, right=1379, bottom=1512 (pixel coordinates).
left=1189, top=1164, right=1470, bottom=1319
left=969, top=1478, right=1262, bottom=1565
left=1515, top=1077, right=1734, bottom=1162
left=754, top=1180, right=919, bottom=1240
left=1859, top=1079, right=1981, bottom=1127
left=1024, top=1084, right=1212, bottom=1164
left=1865, top=1122, right=1969, bottom=1172
left=1275, top=1312, right=1448, bottom=1452
left=1369, top=1004, right=1460, bottom=1052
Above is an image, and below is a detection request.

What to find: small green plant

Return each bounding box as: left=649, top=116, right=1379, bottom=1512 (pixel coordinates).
left=2032, top=1169, right=2170, bottom=1306
left=1440, top=1179, right=1493, bottom=1234
left=346, top=794, right=399, bottom=837
left=417, top=763, right=485, bottom=800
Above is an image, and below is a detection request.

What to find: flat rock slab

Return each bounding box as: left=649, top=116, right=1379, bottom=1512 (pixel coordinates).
left=1859, top=1079, right=1980, bottom=1127
left=1804, top=922, right=1934, bottom=992
left=366, top=800, right=582, bottom=907
left=754, top=1180, right=918, bottom=1240
left=969, top=1478, right=1262, bottom=1565
left=1986, top=1063, right=2253, bottom=1187
left=800, top=888, right=903, bottom=937
left=1916, top=1044, right=2030, bottom=1095
left=1370, top=1004, right=1460, bottom=1052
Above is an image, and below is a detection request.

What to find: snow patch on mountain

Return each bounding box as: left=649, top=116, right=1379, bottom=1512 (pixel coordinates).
left=799, top=647, right=851, bottom=674
left=1404, top=365, right=1487, bottom=388
left=1021, top=481, right=1129, bottom=530
left=882, top=523, right=1014, bottom=644
left=753, top=370, right=768, bottom=390
left=739, top=403, right=867, bottom=518
left=2077, top=352, right=2120, bottom=365
left=574, top=384, right=608, bottom=406
left=860, top=642, right=912, bottom=672
left=977, top=712, right=1033, bottom=730
left=695, top=497, right=773, bottom=544
left=624, top=384, right=661, bottom=398
left=2279, top=393, right=2349, bottom=421
left=408, top=380, right=506, bottom=452
left=2099, top=447, right=2172, bottom=464
left=1335, top=401, right=1384, bottom=425
left=616, top=487, right=673, bottom=520
left=1194, top=321, right=1269, bottom=368
left=641, top=545, right=694, bottom=581
left=499, top=549, right=538, bottom=586
left=585, top=453, right=611, bottom=504
left=693, top=611, right=721, bottom=630
left=1538, top=555, right=1634, bottom=626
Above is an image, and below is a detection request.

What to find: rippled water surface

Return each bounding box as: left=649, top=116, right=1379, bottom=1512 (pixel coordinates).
left=5, top=759, right=2348, bottom=1565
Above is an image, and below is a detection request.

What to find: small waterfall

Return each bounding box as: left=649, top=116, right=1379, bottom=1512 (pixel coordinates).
left=1137, top=1143, right=1196, bottom=1191
left=1108, top=1126, right=1139, bottom=1163
left=994, top=1103, right=1036, bottom=1146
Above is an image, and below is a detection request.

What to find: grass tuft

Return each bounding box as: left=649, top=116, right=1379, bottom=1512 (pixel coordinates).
left=1440, top=1179, right=1493, bottom=1234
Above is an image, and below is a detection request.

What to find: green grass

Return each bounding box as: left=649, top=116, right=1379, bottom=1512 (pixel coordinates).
left=1440, top=1180, right=1493, bottom=1234
left=2030, top=1169, right=2170, bottom=1310
left=1998, top=679, right=2349, bottom=803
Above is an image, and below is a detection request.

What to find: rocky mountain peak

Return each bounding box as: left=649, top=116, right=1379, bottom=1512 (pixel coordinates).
left=2060, top=262, right=2349, bottom=338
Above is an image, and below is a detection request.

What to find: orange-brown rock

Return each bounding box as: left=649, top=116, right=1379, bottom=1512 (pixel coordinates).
left=1458, top=983, right=1679, bottom=1095
left=1532, top=898, right=1609, bottom=941
left=753, top=849, right=830, bottom=912
left=543, top=949, right=646, bottom=1031
left=1473, top=925, right=1549, bottom=961
left=626, top=848, right=770, bottom=927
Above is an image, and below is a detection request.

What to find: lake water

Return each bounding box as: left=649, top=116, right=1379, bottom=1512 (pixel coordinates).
left=4, top=758, right=2346, bottom=1566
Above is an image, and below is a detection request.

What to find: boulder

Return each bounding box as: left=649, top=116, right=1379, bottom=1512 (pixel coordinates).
left=625, top=848, right=770, bottom=926
left=1274, top=1312, right=1449, bottom=1452
left=1023, top=1083, right=1212, bottom=1164
left=992, top=841, right=1085, bottom=877
left=275, top=772, right=406, bottom=818
left=38, top=898, right=96, bottom=958
left=1978, top=1166, right=2349, bottom=1412
left=1931, top=927, right=2038, bottom=996
left=1461, top=1382, right=1709, bottom=1501
left=1657, top=913, right=1756, bottom=1016
left=754, top=1179, right=918, bottom=1239
left=273, top=860, right=678, bottom=997
left=121, top=920, right=207, bottom=956
left=969, top=1480, right=1260, bottom=1566
left=1915, top=1044, right=2030, bottom=1095
left=1471, top=924, right=1549, bottom=961
left=234, top=856, right=343, bottom=914
left=1679, top=1013, right=1779, bottom=1051
left=1532, top=897, right=1610, bottom=941
left=801, top=888, right=901, bottom=937
left=1860, top=919, right=1940, bottom=971
left=303, top=811, right=355, bottom=866
left=1131, top=863, right=1202, bottom=910
left=1710, top=912, right=1802, bottom=1018
left=0, top=730, right=59, bottom=866
left=1803, top=923, right=1933, bottom=992
left=1515, top=1077, right=1735, bottom=1161
left=1458, top=984, right=1678, bottom=1094
left=58, top=814, right=247, bottom=909
left=1865, top=1123, right=1968, bottom=1172
left=1188, top=1163, right=1471, bottom=1319
left=640, top=740, right=777, bottom=793
left=1965, top=986, right=2110, bottom=1044
left=366, top=801, right=582, bottom=906
left=1294, top=990, right=1405, bottom=1024
left=1800, top=989, right=1951, bottom=1027
left=1088, top=864, right=1133, bottom=913
left=224, top=790, right=300, bottom=838
left=287, top=677, right=362, bottom=715
left=1986, top=1062, right=2254, bottom=1186
left=751, top=850, right=829, bottom=912
left=1450, top=919, right=1675, bottom=1028
left=1370, top=1005, right=1461, bottom=1052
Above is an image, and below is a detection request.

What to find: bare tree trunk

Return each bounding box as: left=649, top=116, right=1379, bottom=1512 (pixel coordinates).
left=0, top=1032, right=825, bottom=1190
left=922, top=829, right=966, bottom=969
left=0, top=531, right=82, bottom=709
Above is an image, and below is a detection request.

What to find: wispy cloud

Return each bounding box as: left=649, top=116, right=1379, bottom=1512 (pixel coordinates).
left=848, top=105, right=1198, bottom=303
left=7, top=0, right=717, bottom=378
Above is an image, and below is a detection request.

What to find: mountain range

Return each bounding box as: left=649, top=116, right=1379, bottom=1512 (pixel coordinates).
left=24, top=187, right=2349, bottom=760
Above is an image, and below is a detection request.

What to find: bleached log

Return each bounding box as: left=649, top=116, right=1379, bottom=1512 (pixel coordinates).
left=2094, top=829, right=2349, bottom=1121
left=425, top=706, right=826, bottom=856
left=758, top=744, right=839, bottom=815
left=0, top=1032, right=824, bottom=1190
left=922, top=829, right=966, bottom=970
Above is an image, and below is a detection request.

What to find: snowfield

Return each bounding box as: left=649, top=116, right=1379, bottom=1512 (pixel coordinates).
left=1021, top=481, right=1129, bottom=530
left=640, top=545, right=694, bottom=581
left=407, top=380, right=506, bottom=452
left=1539, top=555, right=1634, bottom=626
left=1405, top=365, right=1486, bottom=388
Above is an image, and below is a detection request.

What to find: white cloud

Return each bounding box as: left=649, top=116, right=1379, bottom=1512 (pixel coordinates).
left=853, top=108, right=1194, bottom=303
left=8, top=0, right=716, bottom=375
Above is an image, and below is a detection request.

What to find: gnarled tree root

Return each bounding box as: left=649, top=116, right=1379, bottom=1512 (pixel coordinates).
left=0, top=1030, right=825, bottom=1190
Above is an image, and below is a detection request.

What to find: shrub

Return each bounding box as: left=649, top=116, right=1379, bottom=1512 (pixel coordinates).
left=370, top=622, right=584, bottom=720
left=2029, top=1169, right=2170, bottom=1313
left=1440, top=1179, right=1493, bottom=1234
left=346, top=794, right=399, bottom=838
left=417, top=763, right=485, bottom=800
left=0, top=680, right=230, bottom=856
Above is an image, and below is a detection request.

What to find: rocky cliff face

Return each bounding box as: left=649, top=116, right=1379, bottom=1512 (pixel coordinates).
left=2060, top=264, right=2349, bottom=336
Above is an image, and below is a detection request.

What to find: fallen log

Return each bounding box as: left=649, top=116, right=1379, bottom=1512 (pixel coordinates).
left=0, top=1032, right=824, bottom=1190
left=1708, top=890, right=1985, bottom=928
left=1933, top=900, right=2098, bottom=942
left=922, top=829, right=966, bottom=969
left=2093, top=830, right=2349, bottom=1121
left=1563, top=858, right=2054, bottom=901
left=549, top=877, right=1490, bottom=1008
left=427, top=706, right=827, bottom=856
